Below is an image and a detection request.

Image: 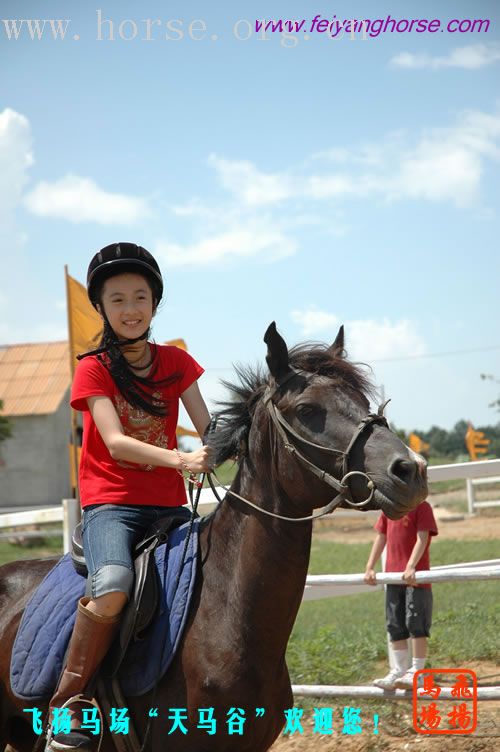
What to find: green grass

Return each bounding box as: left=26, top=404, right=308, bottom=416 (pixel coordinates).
left=205, top=459, right=238, bottom=487
left=287, top=538, right=500, bottom=685
left=2, top=527, right=498, bottom=689
left=428, top=478, right=466, bottom=494
left=0, top=536, right=62, bottom=566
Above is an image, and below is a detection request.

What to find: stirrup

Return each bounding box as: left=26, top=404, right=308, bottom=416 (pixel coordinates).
left=45, top=695, right=104, bottom=752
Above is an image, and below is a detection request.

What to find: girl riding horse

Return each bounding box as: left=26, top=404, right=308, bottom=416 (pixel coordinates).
left=46, top=242, right=212, bottom=751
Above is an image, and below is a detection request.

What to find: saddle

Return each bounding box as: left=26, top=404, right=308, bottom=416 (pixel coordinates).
left=70, top=507, right=195, bottom=676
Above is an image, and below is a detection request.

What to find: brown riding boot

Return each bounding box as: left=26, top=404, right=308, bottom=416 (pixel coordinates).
left=46, top=597, right=120, bottom=751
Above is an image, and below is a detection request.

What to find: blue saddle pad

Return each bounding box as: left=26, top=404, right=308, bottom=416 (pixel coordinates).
left=11, top=519, right=199, bottom=701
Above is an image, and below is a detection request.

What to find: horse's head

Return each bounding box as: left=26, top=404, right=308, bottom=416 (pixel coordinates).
left=210, top=323, right=427, bottom=521
left=260, top=322, right=427, bottom=520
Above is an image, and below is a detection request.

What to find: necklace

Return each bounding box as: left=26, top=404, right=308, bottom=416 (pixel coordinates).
left=125, top=343, right=154, bottom=372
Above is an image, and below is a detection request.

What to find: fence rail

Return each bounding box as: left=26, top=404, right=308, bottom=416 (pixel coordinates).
left=466, top=475, right=500, bottom=514
left=292, top=684, right=500, bottom=700
left=302, top=563, right=500, bottom=601
left=1, top=460, right=499, bottom=703
left=0, top=499, right=79, bottom=553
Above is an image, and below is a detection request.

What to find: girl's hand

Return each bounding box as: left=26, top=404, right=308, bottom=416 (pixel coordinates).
left=179, top=446, right=213, bottom=474
left=402, top=565, right=417, bottom=585
left=364, top=568, right=377, bottom=586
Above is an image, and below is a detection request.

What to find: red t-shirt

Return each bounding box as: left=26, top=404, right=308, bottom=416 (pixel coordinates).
left=375, top=501, right=438, bottom=589
left=71, top=344, right=204, bottom=509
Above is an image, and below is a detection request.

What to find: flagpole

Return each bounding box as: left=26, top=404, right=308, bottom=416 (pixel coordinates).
left=65, top=265, right=80, bottom=513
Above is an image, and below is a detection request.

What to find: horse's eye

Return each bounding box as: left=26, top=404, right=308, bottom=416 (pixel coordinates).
left=296, top=403, right=316, bottom=417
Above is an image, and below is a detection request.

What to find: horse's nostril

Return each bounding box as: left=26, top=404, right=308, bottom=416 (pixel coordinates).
left=389, top=456, right=417, bottom=485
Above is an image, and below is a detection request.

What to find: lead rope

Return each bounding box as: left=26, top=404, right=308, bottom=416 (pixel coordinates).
left=138, top=475, right=204, bottom=752
left=204, top=400, right=391, bottom=520
left=208, top=468, right=347, bottom=521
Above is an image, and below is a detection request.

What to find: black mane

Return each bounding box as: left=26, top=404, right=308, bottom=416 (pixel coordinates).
left=209, top=343, right=375, bottom=465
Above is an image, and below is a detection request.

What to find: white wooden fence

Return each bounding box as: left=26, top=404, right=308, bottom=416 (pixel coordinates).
left=426, top=458, right=500, bottom=514
left=0, top=499, right=79, bottom=554
left=466, top=475, right=500, bottom=514
left=0, top=460, right=499, bottom=702
left=296, top=562, right=500, bottom=701
left=293, top=456, right=500, bottom=702
left=292, top=684, right=500, bottom=700
left=2, top=458, right=499, bottom=549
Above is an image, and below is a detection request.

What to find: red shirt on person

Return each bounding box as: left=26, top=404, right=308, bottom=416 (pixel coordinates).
left=71, top=344, right=204, bottom=509
left=375, top=501, right=438, bottom=589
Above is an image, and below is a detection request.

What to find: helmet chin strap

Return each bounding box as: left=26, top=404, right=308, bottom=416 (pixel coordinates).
left=98, top=307, right=151, bottom=348
left=114, top=327, right=150, bottom=347
left=76, top=319, right=150, bottom=360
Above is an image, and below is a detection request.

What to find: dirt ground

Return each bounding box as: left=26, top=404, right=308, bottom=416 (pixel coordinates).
left=269, top=493, right=500, bottom=751
left=269, top=658, right=500, bottom=751
left=6, top=493, right=499, bottom=752
left=312, top=491, right=500, bottom=544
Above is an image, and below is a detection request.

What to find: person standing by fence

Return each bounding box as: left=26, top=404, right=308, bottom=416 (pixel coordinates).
left=364, top=500, right=438, bottom=689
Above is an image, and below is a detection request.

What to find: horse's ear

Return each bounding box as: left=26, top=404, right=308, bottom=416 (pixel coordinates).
left=328, top=325, right=345, bottom=358
left=264, top=322, right=291, bottom=382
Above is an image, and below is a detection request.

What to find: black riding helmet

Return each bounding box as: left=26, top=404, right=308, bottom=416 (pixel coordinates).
left=87, top=242, right=163, bottom=308
left=75, top=243, right=163, bottom=360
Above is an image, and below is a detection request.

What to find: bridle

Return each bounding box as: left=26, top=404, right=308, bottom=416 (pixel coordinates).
left=204, top=368, right=392, bottom=523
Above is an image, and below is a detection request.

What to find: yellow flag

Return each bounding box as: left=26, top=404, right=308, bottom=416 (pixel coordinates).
left=166, top=338, right=187, bottom=351
left=465, top=424, right=490, bottom=461
left=409, top=432, right=430, bottom=455
left=165, top=338, right=199, bottom=438
left=65, top=267, right=103, bottom=375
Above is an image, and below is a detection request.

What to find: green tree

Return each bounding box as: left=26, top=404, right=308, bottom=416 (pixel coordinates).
left=0, top=400, right=12, bottom=442
left=480, top=373, right=500, bottom=412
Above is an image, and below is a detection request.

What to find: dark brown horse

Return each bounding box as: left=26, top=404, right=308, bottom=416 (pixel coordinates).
left=0, top=324, right=427, bottom=752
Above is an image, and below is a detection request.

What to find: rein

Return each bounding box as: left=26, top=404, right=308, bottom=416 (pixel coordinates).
left=206, top=371, right=391, bottom=523
left=138, top=479, right=203, bottom=752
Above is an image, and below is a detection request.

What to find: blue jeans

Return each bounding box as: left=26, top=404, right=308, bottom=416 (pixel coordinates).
left=81, top=503, right=187, bottom=600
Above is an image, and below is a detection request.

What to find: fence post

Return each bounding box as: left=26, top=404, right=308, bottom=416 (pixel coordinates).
left=62, top=498, right=79, bottom=554
left=466, top=478, right=476, bottom=515
left=382, top=547, right=397, bottom=669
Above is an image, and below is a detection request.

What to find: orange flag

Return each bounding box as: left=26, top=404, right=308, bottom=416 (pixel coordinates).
left=409, top=432, right=430, bottom=455
left=65, top=266, right=103, bottom=375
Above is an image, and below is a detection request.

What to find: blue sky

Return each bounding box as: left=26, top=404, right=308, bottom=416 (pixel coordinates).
left=1, top=0, right=499, bottom=432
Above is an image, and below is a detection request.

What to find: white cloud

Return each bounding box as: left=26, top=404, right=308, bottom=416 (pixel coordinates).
left=155, top=223, right=297, bottom=267
left=313, top=110, right=500, bottom=207
left=346, top=319, right=426, bottom=362
left=306, top=174, right=358, bottom=199
left=0, top=108, right=38, bottom=346
left=391, top=44, right=500, bottom=70
left=208, top=154, right=295, bottom=206
left=312, top=144, right=386, bottom=166
left=290, top=309, right=340, bottom=336
left=24, top=174, right=151, bottom=224
left=393, top=140, right=481, bottom=206
left=206, top=108, right=500, bottom=210
left=157, top=107, right=500, bottom=272
left=291, top=309, right=426, bottom=362
left=0, top=108, right=33, bottom=223
left=171, top=199, right=216, bottom=219
left=389, top=110, right=500, bottom=206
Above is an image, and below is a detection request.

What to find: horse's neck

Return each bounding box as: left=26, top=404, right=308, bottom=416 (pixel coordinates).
left=203, top=461, right=313, bottom=658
